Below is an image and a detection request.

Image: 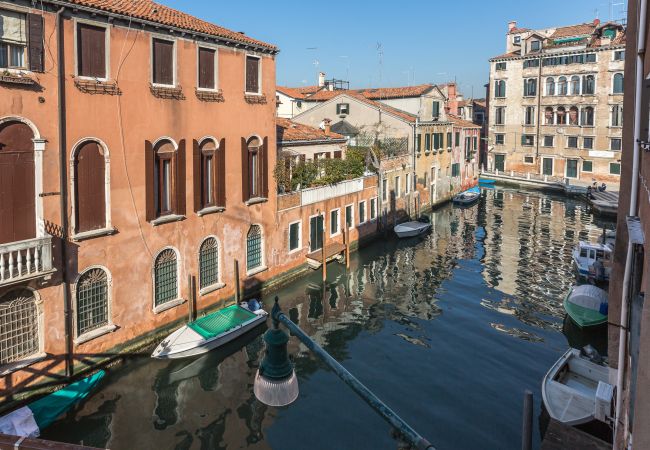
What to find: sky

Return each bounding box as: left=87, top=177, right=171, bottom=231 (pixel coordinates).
left=159, top=0, right=626, bottom=99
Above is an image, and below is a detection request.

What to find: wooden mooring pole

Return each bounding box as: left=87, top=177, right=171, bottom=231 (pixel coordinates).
left=321, top=214, right=327, bottom=282
left=234, top=259, right=241, bottom=303
left=522, top=390, right=533, bottom=450
left=187, top=274, right=196, bottom=322
left=343, top=225, right=350, bottom=269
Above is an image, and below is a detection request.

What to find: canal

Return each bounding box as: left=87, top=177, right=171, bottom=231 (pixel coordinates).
left=42, top=188, right=614, bottom=450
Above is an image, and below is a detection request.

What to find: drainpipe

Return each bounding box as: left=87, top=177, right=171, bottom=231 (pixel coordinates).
left=56, top=6, right=73, bottom=379
left=614, top=0, right=646, bottom=446
left=535, top=55, right=542, bottom=167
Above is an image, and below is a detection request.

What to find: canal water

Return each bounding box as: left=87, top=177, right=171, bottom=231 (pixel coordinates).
left=42, top=188, right=614, bottom=450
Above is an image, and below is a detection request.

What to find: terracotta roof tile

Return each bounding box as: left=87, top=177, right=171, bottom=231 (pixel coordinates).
left=550, top=23, right=597, bottom=38
left=490, top=51, right=521, bottom=60
left=276, top=85, right=322, bottom=99
left=508, top=27, right=530, bottom=34
left=345, top=93, right=418, bottom=123
left=357, top=84, right=434, bottom=99
left=448, top=115, right=481, bottom=129
left=277, top=118, right=345, bottom=143
left=64, top=0, right=276, bottom=50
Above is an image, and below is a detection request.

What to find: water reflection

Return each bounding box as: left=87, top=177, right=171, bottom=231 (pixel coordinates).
left=42, top=188, right=613, bottom=450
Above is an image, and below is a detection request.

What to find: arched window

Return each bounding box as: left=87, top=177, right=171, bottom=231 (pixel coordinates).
left=583, top=75, right=595, bottom=95
left=73, top=140, right=107, bottom=234
left=569, top=106, right=579, bottom=125
left=494, top=80, right=506, bottom=98
left=0, top=121, right=35, bottom=244
left=0, top=289, right=40, bottom=365
left=194, top=138, right=226, bottom=212
left=545, top=107, right=555, bottom=125
left=612, top=105, right=623, bottom=127
left=545, top=77, right=555, bottom=96
left=557, top=77, right=568, bottom=95
left=523, top=78, right=537, bottom=96
left=246, top=225, right=263, bottom=271
left=76, top=268, right=109, bottom=337
left=570, top=76, right=580, bottom=95
left=556, top=107, right=566, bottom=125
left=241, top=137, right=268, bottom=202
left=145, top=139, right=186, bottom=221
left=613, top=73, right=624, bottom=94
left=199, top=237, right=220, bottom=289
left=154, top=248, right=179, bottom=308
left=581, top=106, right=595, bottom=126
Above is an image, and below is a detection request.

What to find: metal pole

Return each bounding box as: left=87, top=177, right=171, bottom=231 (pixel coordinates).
left=321, top=212, right=327, bottom=282
left=273, top=305, right=435, bottom=450
left=521, top=390, right=533, bottom=450
left=234, top=259, right=241, bottom=303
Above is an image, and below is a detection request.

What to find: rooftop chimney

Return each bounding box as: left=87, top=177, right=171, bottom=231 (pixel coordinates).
left=318, top=72, right=326, bottom=87
left=593, top=18, right=600, bottom=26
left=323, top=118, right=332, bottom=136
left=508, top=21, right=517, bottom=32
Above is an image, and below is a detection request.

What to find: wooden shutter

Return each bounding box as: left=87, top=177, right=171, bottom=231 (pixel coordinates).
left=245, top=56, right=259, bottom=93
left=75, top=142, right=106, bottom=233
left=217, top=138, right=226, bottom=207
left=27, top=14, right=44, bottom=72
left=77, top=23, right=106, bottom=78
left=262, top=137, right=269, bottom=198
left=198, top=47, right=215, bottom=89
left=192, top=140, right=201, bottom=212
left=176, top=140, right=186, bottom=215
left=334, top=151, right=342, bottom=159
left=241, top=138, right=249, bottom=202
left=153, top=39, right=174, bottom=85
left=300, top=154, right=306, bottom=164
left=145, top=140, right=155, bottom=221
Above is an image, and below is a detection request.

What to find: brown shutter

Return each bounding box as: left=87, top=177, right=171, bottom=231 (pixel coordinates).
left=300, top=154, right=306, bottom=164
left=334, top=151, right=342, bottom=159
left=198, top=47, right=215, bottom=89
left=325, top=153, right=331, bottom=159
left=145, top=140, right=155, bottom=221
left=77, top=23, right=106, bottom=78
left=192, top=140, right=201, bottom=212
left=217, top=138, right=226, bottom=207
left=262, top=137, right=269, bottom=198
left=176, top=140, right=186, bottom=215
left=153, top=39, right=174, bottom=85
left=75, top=142, right=106, bottom=233
left=241, top=138, right=249, bottom=202
left=27, top=14, right=44, bottom=72
left=246, top=56, right=259, bottom=93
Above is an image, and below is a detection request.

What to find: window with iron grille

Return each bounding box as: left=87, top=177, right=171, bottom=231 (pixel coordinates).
left=154, top=249, right=178, bottom=307
left=76, top=268, right=109, bottom=336
left=247, top=225, right=263, bottom=271
left=0, top=289, right=39, bottom=365
left=199, top=238, right=219, bottom=289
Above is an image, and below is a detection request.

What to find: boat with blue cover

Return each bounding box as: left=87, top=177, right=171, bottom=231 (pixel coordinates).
left=152, top=301, right=268, bottom=359
left=0, top=370, right=105, bottom=438
left=453, top=186, right=481, bottom=206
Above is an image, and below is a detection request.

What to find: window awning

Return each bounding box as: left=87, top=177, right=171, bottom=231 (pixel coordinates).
left=0, top=10, right=27, bottom=44
left=553, top=36, right=587, bottom=45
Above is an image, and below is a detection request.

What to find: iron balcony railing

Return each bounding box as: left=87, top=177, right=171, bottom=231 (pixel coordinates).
left=0, top=236, right=54, bottom=286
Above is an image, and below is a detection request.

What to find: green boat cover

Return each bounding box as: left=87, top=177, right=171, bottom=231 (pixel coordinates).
left=30, top=370, right=105, bottom=429
left=188, top=304, right=257, bottom=340
left=564, top=296, right=607, bottom=328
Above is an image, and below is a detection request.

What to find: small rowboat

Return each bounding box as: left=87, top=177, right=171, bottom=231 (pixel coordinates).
left=542, top=348, right=613, bottom=426
left=563, top=285, right=608, bottom=328
left=394, top=216, right=431, bottom=238
left=152, top=301, right=268, bottom=359
left=0, top=370, right=105, bottom=438
left=453, top=187, right=481, bottom=207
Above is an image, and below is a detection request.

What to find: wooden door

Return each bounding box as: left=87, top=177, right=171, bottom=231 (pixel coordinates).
left=0, top=122, right=35, bottom=244
left=310, top=215, right=323, bottom=252
left=542, top=158, right=553, bottom=176
left=494, top=154, right=505, bottom=172
left=75, top=141, right=106, bottom=233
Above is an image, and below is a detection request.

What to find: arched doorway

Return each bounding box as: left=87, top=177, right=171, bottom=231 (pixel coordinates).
left=0, top=121, right=35, bottom=244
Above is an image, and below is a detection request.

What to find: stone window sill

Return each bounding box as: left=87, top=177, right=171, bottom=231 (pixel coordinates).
left=152, top=214, right=185, bottom=226
left=245, top=197, right=268, bottom=206
left=74, top=324, right=117, bottom=345
left=153, top=298, right=186, bottom=314
left=246, top=266, right=268, bottom=278
left=199, top=282, right=225, bottom=296
left=0, top=353, right=47, bottom=376
left=197, top=206, right=225, bottom=217
left=72, top=227, right=116, bottom=242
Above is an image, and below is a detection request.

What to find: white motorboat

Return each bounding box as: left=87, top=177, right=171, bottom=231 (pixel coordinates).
left=453, top=188, right=481, bottom=206
left=572, top=241, right=612, bottom=280
left=542, top=348, right=613, bottom=426
left=598, top=230, right=616, bottom=248
left=152, top=301, right=267, bottom=359
left=394, top=216, right=431, bottom=238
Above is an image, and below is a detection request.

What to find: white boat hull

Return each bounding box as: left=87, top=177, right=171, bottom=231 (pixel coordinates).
left=542, top=349, right=610, bottom=426
left=453, top=192, right=480, bottom=206
left=394, top=222, right=431, bottom=238
left=152, top=310, right=267, bottom=359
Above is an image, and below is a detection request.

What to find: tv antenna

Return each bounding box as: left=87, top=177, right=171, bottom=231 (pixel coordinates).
left=376, top=42, right=383, bottom=85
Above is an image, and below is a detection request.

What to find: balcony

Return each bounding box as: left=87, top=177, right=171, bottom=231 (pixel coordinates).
left=0, top=237, right=55, bottom=287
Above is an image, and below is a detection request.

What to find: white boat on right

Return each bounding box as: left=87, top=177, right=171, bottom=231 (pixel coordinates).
left=542, top=348, right=614, bottom=426
left=394, top=216, right=432, bottom=238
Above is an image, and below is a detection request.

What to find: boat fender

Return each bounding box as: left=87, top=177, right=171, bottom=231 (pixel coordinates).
left=247, top=299, right=261, bottom=312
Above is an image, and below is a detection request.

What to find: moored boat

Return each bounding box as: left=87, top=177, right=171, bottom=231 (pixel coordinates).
left=542, top=348, right=613, bottom=426
left=394, top=216, right=431, bottom=238
left=0, top=370, right=105, bottom=438
left=152, top=301, right=268, bottom=359
left=453, top=187, right=481, bottom=207
left=563, top=285, right=608, bottom=328
left=572, top=241, right=612, bottom=280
